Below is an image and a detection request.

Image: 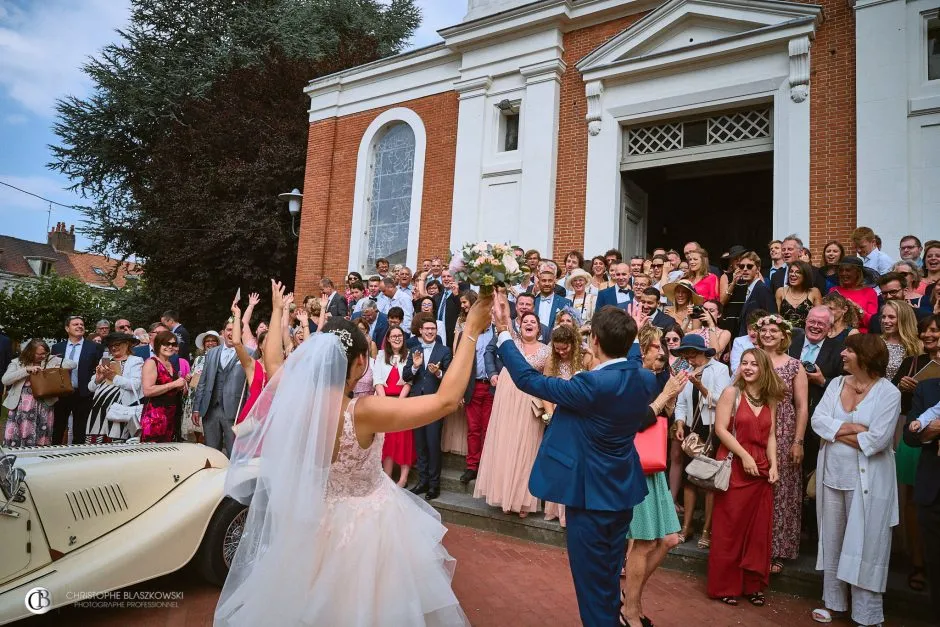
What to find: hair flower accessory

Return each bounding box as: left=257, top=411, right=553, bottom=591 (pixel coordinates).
left=756, top=314, right=793, bottom=333
left=449, top=241, right=529, bottom=296
left=326, top=328, right=354, bottom=356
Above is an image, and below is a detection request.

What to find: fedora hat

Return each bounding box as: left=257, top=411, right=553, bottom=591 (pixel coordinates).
left=103, top=332, right=139, bottom=347
left=564, top=268, right=593, bottom=292
left=837, top=256, right=879, bottom=286
left=722, top=245, right=749, bottom=260
left=662, top=279, right=704, bottom=305
left=196, top=330, right=221, bottom=351
left=669, top=333, right=716, bottom=357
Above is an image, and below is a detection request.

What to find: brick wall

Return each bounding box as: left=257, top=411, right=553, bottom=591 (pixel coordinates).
left=294, top=91, right=459, bottom=296
left=552, top=1, right=857, bottom=259
left=806, top=0, right=857, bottom=252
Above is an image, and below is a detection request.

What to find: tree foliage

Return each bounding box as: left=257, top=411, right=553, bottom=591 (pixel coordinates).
left=0, top=275, right=150, bottom=344
left=49, top=0, right=420, bottom=331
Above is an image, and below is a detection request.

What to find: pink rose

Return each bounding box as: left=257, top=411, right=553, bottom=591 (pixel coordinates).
left=449, top=256, right=466, bottom=275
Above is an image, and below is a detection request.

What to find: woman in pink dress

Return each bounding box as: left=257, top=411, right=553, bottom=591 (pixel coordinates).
left=231, top=302, right=268, bottom=425
left=374, top=326, right=415, bottom=487
left=687, top=248, right=719, bottom=302
left=141, top=330, right=186, bottom=442
left=542, top=325, right=584, bottom=527
left=830, top=257, right=878, bottom=333
left=473, top=312, right=550, bottom=517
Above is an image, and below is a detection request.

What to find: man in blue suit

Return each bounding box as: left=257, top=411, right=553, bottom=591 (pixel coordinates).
left=52, top=315, right=104, bottom=444
left=404, top=313, right=453, bottom=501
left=350, top=300, right=389, bottom=347
left=493, top=297, right=657, bottom=626
left=596, top=262, right=634, bottom=311
left=533, top=269, right=572, bottom=330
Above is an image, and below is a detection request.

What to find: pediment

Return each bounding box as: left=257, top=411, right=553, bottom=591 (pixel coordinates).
left=577, top=0, right=822, bottom=74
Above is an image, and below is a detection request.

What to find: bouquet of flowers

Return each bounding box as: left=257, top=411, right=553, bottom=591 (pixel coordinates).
left=449, top=242, right=529, bottom=295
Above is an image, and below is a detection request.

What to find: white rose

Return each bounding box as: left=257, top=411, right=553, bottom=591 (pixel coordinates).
left=473, top=242, right=489, bottom=254
left=502, top=253, right=520, bottom=274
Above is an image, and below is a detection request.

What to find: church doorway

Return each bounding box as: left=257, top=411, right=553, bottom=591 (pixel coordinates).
left=620, top=151, right=774, bottom=265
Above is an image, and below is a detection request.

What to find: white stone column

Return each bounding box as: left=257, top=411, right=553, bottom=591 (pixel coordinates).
left=583, top=82, right=621, bottom=255
left=449, top=76, right=492, bottom=251
left=518, top=59, right=565, bottom=257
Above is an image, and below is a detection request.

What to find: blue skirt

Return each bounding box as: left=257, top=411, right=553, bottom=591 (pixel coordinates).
left=626, top=472, right=681, bottom=540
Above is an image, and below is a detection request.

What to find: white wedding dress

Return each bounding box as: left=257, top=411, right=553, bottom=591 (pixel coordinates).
left=214, top=334, right=467, bottom=626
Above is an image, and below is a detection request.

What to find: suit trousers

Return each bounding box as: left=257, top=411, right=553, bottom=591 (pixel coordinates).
left=566, top=506, right=633, bottom=627
left=465, top=382, right=494, bottom=471
left=53, top=395, right=93, bottom=445
left=919, top=497, right=940, bottom=618
left=203, top=405, right=236, bottom=458
left=413, top=418, right=443, bottom=488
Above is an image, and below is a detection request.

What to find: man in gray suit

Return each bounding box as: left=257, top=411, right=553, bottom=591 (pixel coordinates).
left=193, top=319, right=248, bottom=456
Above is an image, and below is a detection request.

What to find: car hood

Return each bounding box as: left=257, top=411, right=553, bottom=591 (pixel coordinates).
left=7, top=443, right=229, bottom=557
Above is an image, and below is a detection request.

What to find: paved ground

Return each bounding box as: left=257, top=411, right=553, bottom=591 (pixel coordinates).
left=25, top=524, right=930, bottom=627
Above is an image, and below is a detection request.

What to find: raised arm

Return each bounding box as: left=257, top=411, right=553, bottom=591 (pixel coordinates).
left=231, top=301, right=257, bottom=384
left=355, top=293, right=493, bottom=434
left=263, top=280, right=288, bottom=377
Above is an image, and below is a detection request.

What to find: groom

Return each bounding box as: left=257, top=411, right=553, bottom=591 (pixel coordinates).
left=493, top=296, right=657, bottom=626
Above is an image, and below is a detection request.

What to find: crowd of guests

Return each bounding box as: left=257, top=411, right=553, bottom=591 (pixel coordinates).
left=2, top=228, right=939, bottom=626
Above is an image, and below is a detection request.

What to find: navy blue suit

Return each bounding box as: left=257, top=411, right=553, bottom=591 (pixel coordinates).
left=133, top=345, right=181, bottom=370
left=51, top=338, right=104, bottom=444
left=736, top=280, right=777, bottom=337
left=533, top=293, right=572, bottom=329
left=595, top=286, right=633, bottom=311
left=351, top=311, right=389, bottom=347
left=403, top=341, right=452, bottom=489
left=498, top=338, right=657, bottom=626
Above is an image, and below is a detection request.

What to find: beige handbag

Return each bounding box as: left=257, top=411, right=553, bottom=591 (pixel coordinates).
left=684, top=391, right=739, bottom=492
left=680, top=398, right=713, bottom=458
left=29, top=357, right=74, bottom=399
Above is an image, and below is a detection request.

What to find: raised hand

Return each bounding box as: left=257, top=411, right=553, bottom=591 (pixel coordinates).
left=466, top=290, right=495, bottom=334
left=412, top=350, right=424, bottom=368
left=627, top=302, right=649, bottom=328
left=271, top=280, right=286, bottom=310
left=662, top=370, right=690, bottom=400
left=491, top=290, right=512, bottom=331
left=231, top=300, right=242, bottom=319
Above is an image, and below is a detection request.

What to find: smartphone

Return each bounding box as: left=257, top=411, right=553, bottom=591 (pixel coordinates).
left=100, top=356, right=111, bottom=367
left=235, top=287, right=241, bottom=303
left=671, top=358, right=691, bottom=375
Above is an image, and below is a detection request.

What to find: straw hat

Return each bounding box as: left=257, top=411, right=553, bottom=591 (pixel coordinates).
left=662, top=279, right=704, bottom=305
left=196, top=331, right=221, bottom=351
left=564, top=268, right=593, bottom=292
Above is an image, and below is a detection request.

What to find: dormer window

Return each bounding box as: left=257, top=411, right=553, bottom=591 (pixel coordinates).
left=25, top=256, right=55, bottom=277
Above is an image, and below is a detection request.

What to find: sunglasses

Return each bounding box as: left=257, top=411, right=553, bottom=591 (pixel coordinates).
left=165, top=341, right=179, bottom=347
left=738, top=263, right=755, bottom=270
left=651, top=263, right=664, bottom=268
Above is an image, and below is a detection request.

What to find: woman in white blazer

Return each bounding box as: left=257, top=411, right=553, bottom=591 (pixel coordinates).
left=86, top=333, right=145, bottom=443
left=2, top=339, right=77, bottom=447
left=810, top=334, right=902, bottom=627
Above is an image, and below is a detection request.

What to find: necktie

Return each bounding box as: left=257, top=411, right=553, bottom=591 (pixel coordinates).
left=438, top=292, right=449, bottom=321
left=619, top=288, right=630, bottom=294
left=68, top=343, right=79, bottom=388
left=802, top=342, right=820, bottom=363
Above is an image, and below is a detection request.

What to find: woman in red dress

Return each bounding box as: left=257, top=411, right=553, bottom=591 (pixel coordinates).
left=830, top=257, right=878, bottom=333
left=707, top=348, right=784, bottom=606
left=140, top=330, right=187, bottom=442
left=374, top=326, right=415, bottom=488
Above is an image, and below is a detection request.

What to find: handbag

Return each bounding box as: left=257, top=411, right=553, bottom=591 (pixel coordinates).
left=636, top=416, right=668, bottom=474
left=684, top=391, right=740, bottom=492
left=29, top=356, right=74, bottom=399
left=680, top=392, right=713, bottom=458
left=531, top=397, right=546, bottom=419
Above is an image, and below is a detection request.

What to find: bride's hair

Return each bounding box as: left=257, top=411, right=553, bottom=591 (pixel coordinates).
left=322, top=317, right=369, bottom=377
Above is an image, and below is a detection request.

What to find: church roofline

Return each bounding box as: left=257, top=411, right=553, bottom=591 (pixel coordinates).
left=304, top=42, right=454, bottom=96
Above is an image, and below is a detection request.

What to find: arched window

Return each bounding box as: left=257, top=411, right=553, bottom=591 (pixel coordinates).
left=363, top=123, right=416, bottom=270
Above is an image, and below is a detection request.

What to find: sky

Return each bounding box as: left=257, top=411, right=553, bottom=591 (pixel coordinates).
left=0, top=0, right=468, bottom=251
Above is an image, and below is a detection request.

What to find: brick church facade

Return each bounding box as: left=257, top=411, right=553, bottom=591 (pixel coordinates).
left=295, top=0, right=940, bottom=294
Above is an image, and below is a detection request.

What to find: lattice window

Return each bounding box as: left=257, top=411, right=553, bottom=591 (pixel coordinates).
left=707, top=109, right=772, bottom=145
left=625, top=107, right=772, bottom=156
left=365, top=123, right=415, bottom=270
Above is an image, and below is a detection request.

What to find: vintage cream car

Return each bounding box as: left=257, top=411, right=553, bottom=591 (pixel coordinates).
left=0, top=442, right=246, bottom=623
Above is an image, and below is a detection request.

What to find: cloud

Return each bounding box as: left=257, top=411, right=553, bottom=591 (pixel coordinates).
left=410, top=0, right=466, bottom=49
left=3, top=113, right=27, bottom=125
left=0, top=0, right=131, bottom=117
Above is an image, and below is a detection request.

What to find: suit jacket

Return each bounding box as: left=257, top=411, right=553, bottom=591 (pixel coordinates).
left=325, top=291, right=349, bottom=319
left=788, top=329, right=845, bottom=416
left=533, top=293, right=572, bottom=329
left=595, top=286, right=633, bottom=311
left=172, top=324, right=191, bottom=360
left=193, top=346, right=249, bottom=419
left=51, top=339, right=104, bottom=398
left=435, top=281, right=469, bottom=348
left=737, top=280, right=777, bottom=337
left=903, top=378, right=940, bottom=506
left=133, top=345, right=180, bottom=371
left=402, top=341, right=452, bottom=396
left=650, top=311, right=676, bottom=330
left=770, top=265, right=827, bottom=295
left=498, top=340, right=657, bottom=511
left=351, top=311, right=389, bottom=346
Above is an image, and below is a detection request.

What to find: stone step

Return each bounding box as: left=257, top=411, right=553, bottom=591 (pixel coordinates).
left=430, top=490, right=566, bottom=548
left=440, top=468, right=475, bottom=494
left=442, top=452, right=466, bottom=471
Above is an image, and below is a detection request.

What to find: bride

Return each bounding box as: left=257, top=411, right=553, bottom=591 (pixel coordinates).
left=214, top=284, right=493, bottom=626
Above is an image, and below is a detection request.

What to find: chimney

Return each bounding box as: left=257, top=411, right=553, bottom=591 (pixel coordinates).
left=48, top=221, right=76, bottom=253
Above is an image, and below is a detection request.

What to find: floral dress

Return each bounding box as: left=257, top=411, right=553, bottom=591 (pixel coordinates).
left=140, top=358, right=181, bottom=442
left=3, top=381, right=54, bottom=447
left=771, top=357, right=802, bottom=560
left=181, top=354, right=206, bottom=441
left=884, top=342, right=906, bottom=382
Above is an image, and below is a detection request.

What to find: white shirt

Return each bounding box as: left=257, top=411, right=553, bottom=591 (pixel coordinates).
left=861, top=248, right=893, bottom=275
left=66, top=338, right=84, bottom=387
left=475, top=327, right=494, bottom=380
left=593, top=357, right=627, bottom=371
left=675, top=359, right=732, bottom=426
left=615, top=286, right=632, bottom=304
left=220, top=345, right=236, bottom=369
left=730, top=336, right=755, bottom=374
left=537, top=295, right=554, bottom=327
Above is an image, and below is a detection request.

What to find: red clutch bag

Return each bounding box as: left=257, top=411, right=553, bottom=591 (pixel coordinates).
left=635, top=416, right=668, bottom=475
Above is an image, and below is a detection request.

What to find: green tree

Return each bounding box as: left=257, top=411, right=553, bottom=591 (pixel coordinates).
left=50, top=0, right=420, bottom=331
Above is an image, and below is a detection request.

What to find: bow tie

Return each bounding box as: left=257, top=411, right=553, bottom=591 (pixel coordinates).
left=618, top=288, right=631, bottom=294
left=420, top=342, right=435, bottom=350
left=368, top=296, right=377, bottom=301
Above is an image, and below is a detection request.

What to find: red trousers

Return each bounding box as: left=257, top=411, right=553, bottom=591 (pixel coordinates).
left=465, top=381, right=494, bottom=471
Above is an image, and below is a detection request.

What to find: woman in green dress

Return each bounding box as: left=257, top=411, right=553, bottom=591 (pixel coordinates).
left=892, top=313, right=940, bottom=592
left=620, top=325, right=690, bottom=627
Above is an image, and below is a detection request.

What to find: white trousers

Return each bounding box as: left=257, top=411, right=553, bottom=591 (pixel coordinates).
left=820, top=485, right=884, bottom=626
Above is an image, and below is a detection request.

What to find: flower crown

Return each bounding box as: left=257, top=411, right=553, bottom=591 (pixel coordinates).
left=755, top=314, right=792, bottom=332
left=325, top=329, right=354, bottom=356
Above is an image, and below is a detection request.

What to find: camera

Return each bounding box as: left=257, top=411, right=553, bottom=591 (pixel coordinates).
left=802, top=361, right=818, bottom=374
left=691, top=305, right=706, bottom=318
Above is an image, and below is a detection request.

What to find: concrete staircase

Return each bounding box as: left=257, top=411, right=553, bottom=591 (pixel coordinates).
left=427, top=453, right=931, bottom=621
